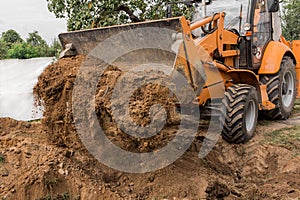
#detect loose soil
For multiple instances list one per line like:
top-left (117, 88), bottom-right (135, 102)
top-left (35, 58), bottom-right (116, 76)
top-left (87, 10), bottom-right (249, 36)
top-left (1, 56), bottom-right (300, 200)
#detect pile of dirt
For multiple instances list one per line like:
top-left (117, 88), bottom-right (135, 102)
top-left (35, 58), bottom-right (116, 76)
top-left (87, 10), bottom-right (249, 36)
top-left (34, 56), bottom-right (182, 153)
top-left (1, 116), bottom-right (300, 199)
top-left (0, 118), bottom-right (30, 136)
top-left (34, 56), bottom-right (84, 149)
top-left (1, 55), bottom-right (297, 199)
top-left (0, 118), bottom-right (116, 200)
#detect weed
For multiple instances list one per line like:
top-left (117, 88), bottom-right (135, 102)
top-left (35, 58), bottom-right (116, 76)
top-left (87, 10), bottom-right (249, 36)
top-left (44, 178), bottom-right (60, 188)
top-left (0, 154), bottom-right (5, 163)
top-left (36, 192), bottom-right (70, 200)
top-left (59, 192), bottom-right (70, 200)
top-left (28, 119), bottom-right (41, 123)
top-left (36, 194), bottom-right (51, 200)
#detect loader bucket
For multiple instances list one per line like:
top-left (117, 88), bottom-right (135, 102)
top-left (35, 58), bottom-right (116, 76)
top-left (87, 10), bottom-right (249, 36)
top-left (58, 17), bottom-right (182, 57)
top-left (58, 17), bottom-right (207, 99)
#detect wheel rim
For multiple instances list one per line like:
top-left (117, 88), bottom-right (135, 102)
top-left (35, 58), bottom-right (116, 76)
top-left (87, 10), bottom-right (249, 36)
top-left (245, 100), bottom-right (256, 133)
top-left (282, 71), bottom-right (294, 108)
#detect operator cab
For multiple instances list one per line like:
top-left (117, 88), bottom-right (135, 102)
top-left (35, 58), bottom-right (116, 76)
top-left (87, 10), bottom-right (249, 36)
top-left (246, 0), bottom-right (280, 69)
top-left (191, 0), bottom-right (280, 70)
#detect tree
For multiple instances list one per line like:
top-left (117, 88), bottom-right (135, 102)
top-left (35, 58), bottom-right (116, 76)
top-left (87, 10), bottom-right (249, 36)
top-left (0, 39), bottom-right (8, 59)
top-left (46, 0), bottom-right (194, 31)
top-left (27, 31), bottom-right (50, 57)
top-left (1, 29), bottom-right (23, 48)
top-left (27, 31), bottom-right (47, 47)
top-left (0, 29), bottom-right (61, 60)
top-left (282, 0), bottom-right (300, 41)
top-left (48, 38), bottom-right (62, 58)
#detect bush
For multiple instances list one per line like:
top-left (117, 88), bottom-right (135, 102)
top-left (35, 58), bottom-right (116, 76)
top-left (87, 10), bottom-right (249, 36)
top-left (7, 42), bottom-right (39, 59)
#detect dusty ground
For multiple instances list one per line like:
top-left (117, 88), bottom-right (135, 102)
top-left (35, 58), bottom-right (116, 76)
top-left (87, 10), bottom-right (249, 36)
top-left (1, 56), bottom-right (300, 200)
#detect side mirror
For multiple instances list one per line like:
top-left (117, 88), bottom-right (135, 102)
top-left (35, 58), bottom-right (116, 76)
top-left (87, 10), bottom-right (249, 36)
top-left (267, 0), bottom-right (279, 12)
top-left (194, 0), bottom-right (212, 5)
top-left (205, 0), bottom-right (212, 5)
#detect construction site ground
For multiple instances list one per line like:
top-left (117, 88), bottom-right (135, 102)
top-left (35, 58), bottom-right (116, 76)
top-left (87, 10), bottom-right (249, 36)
top-left (1, 56), bottom-right (300, 200)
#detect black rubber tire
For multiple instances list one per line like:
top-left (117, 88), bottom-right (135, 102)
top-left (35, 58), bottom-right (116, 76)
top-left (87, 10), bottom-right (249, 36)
top-left (220, 84), bottom-right (259, 144)
top-left (260, 56), bottom-right (296, 120)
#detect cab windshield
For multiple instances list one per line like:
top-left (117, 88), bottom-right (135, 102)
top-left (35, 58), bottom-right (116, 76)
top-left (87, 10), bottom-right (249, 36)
top-left (193, 0), bottom-right (251, 35)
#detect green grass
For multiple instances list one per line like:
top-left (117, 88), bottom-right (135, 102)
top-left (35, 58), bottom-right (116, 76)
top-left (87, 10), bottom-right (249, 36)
top-left (257, 119), bottom-right (271, 126)
top-left (292, 98), bottom-right (300, 113)
top-left (264, 125), bottom-right (300, 156)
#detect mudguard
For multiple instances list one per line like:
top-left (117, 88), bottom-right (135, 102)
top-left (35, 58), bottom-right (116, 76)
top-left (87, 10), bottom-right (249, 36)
top-left (258, 41), bottom-right (296, 75)
top-left (227, 69), bottom-right (261, 102)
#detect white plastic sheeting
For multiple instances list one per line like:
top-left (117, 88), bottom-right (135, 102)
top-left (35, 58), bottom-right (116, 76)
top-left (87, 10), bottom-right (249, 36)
top-left (0, 57), bottom-right (54, 121)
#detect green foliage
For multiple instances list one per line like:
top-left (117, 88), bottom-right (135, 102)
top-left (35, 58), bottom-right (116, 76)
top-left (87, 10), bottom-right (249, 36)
top-left (46, 0), bottom-right (194, 31)
top-left (48, 38), bottom-right (62, 58)
top-left (27, 31), bottom-right (50, 57)
top-left (282, 0), bottom-right (300, 41)
top-left (0, 39), bottom-right (9, 59)
top-left (7, 42), bottom-right (39, 59)
top-left (1, 29), bottom-right (23, 48)
top-left (27, 31), bottom-right (48, 47)
top-left (0, 29), bottom-right (62, 60)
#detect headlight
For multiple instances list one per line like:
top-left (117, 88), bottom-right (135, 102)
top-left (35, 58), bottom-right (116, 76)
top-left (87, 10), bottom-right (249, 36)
top-left (244, 23), bottom-right (251, 31)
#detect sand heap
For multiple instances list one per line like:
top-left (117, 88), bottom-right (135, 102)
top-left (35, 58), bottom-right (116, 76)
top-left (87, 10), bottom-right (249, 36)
top-left (34, 56), bottom-right (182, 152)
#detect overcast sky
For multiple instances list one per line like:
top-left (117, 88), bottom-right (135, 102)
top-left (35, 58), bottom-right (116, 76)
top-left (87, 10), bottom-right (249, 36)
top-left (0, 0), bottom-right (67, 44)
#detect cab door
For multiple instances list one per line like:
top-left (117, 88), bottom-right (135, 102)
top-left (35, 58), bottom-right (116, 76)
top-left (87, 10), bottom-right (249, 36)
top-left (251, 0), bottom-right (272, 68)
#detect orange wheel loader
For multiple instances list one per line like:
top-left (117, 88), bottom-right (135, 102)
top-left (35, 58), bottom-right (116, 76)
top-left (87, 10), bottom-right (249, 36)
top-left (58, 0), bottom-right (300, 143)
